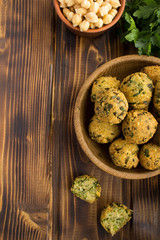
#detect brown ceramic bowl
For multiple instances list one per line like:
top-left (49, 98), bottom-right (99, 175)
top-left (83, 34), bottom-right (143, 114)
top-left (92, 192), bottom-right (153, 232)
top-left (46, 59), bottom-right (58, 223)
top-left (53, 0), bottom-right (125, 37)
top-left (74, 55), bottom-right (160, 179)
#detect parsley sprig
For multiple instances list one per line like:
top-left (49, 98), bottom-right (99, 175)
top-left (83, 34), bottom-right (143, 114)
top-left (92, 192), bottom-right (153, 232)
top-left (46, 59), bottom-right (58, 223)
top-left (121, 0), bottom-right (160, 56)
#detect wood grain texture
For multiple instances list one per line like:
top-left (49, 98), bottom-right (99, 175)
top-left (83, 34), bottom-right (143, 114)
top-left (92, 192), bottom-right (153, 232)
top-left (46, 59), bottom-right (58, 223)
top-left (0, 0), bottom-right (53, 239)
top-left (52, 12), bottom-right (160, 240)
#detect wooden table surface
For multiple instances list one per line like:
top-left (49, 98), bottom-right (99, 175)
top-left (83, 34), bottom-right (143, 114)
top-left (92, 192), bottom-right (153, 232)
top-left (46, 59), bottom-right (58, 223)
top-left (0, 0), bottom-right (160, 239)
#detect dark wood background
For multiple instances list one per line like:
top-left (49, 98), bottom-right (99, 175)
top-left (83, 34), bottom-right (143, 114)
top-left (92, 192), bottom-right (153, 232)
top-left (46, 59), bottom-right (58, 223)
top-left (0, 0), bottom-right (160, 239)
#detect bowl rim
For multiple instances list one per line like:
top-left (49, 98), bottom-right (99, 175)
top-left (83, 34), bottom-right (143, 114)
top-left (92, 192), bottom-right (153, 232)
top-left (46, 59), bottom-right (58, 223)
top-left (53, 0), bottom-right (126, 34)
top-left (74, 54), bottom-right (160, 179)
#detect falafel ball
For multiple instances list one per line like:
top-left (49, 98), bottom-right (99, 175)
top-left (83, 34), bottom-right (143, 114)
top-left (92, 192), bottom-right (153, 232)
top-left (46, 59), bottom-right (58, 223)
top-left (142, 65), bottom-right (160, 85)
top-left (71, 175), bottom-right (101, 203)
top-left (153, 80), bottom-right (160, 115)
top-left (100, 203), bottom-right (133, 236)
top-left (120, 72), bottom-right (154, 110)
top-left (109, 138), bottom-right (139, 169)
top-left (89, 115), bottom-right (121, 144)
top-left (94, 88), bottom-right (128, 125)
top-left (91, 76), bottom-right (120, 102)
top-left (122, 110), bottom-right (158, 144)
top-left (139, 143), bottom-right (160, 170)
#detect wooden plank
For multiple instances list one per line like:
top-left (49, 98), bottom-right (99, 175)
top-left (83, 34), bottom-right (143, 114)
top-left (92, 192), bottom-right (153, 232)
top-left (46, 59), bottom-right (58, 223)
top-left (0, 0), bottom-right (53, 239)
top-left (131, 178), bottom-right (160, 240)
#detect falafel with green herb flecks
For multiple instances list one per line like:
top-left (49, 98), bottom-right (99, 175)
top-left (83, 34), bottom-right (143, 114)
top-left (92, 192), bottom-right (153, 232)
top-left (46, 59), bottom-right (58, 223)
top-left (120, 72), bottom-right (154, 110)
top-left (94, 88), bottom-right (128, 125)
top-left (153, 80), bottom-right (160, 115)
top-left (142, 65), bottom-right (160, 85)
top-left (91, 76), bottom-right (121, 102)
top-left (122, 110), bottom-right (158, 144)
top-left (100, 202), bottom-right (133, 236)
top-left (88, 115), bottom-right (121, 144)
top-left (139, 143), bottom-right (160, 170)
top-left (109, 138), bottom-right (139, 169)
top-left (70, 175), bottom-right (101, 203)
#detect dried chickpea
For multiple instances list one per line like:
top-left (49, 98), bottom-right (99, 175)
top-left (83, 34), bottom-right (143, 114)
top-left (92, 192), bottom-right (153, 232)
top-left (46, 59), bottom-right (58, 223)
top-left (89, 2), bottom-right (99, 13)
top-left (63, 8), bottom-right (74, 22)
top-left (99, 5), bottom-right (110, 17)
top-left (63, 7), bottom-right (69, 15)
top-left (65, 0), bottom-right (75, 7)
top-left (79, 20), bottom-right (90, 31)
top-left (85, 12), bottom-right (98, 23)
top-left (74, 3), bottom-right (81, 9)
top-left (63, 9), bottom-right (69, 21)
top-left (103, 13), bottom-right (113, 24)
top-left (102, 2), bottom-right (112, 10)
top-left (58, 0), bottom-right (67, 8)
top-left (108, 8), bottom-right (117, 18)
top-left (72, 13), bottom-right (82, 26)
top-left (75, 7), bottom-right (87, 16)
top-left (109, 0), bottom-right (121, 9)
top-left (94, 18), bottom-right (103, 28)
top-left (108, 2), bottom-right (112, 9)
top-left (60, 2), bottom-right (67, 7)
top-left (74, 0), bottom-right (83, 4)
top-left (90, 22), bottom-right (96, 29)
top-left (97, 0), bottom-right (103, 6)
top-left (68, 12), bottom-right (74, 21)
top-left (81, 0), bottom-right (91, 9)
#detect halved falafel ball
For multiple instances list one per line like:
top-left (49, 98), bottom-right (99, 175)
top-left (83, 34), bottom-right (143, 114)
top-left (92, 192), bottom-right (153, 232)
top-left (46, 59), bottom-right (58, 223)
top-left (120, 72), bottom-right (154, 110)
top-left (100, 202), bottom-right (133, 236)
top-left (122, 110), bottom-right (158, 144)
top-left (71, 175), bottom-right (101, 203)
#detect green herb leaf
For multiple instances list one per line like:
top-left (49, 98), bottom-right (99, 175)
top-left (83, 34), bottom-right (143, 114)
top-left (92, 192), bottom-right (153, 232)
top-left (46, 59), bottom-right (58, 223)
top-left (120, 0), bottom-right (160, 57)
top-left (125, 29), bottom-right (139, 42)
top-left (156, 26), bottom-right (160, 34)
top-left (143, 0), bottom-right (158, 6)
top-left (151, 33), bottom-right (160, 47)
top-left (157, 9), bottom-right (160, 23)
top-left (125, 12), bottom-right (137, 30)
top-left (149, 21), bottom-right (158, 30)
top-left (133, 6), bottom-right (156, 19)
